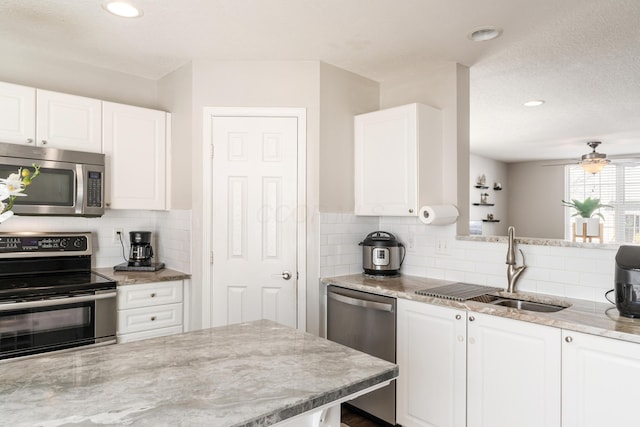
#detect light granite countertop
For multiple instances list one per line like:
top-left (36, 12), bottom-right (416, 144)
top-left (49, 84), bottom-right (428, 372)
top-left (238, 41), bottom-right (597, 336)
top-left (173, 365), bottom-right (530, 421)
top-left (94, 267), bottom-right (190, 285)
top-left (322, 274), bottom-right (640, 345)
top-left (0, 319), bottom-right (397, 427)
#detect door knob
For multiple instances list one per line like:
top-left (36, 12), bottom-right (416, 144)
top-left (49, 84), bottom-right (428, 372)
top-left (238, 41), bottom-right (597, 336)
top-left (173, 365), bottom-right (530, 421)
top-left (281, 271), bottom-right (292, 280)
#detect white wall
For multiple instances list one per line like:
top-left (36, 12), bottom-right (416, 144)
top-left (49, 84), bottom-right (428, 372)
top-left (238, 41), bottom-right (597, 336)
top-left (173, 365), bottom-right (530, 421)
top-left (378, 61), bottom-right (470, 235)
top-left (470, 153), bottom-right (508, 236)
top-left (0, 210), bottom-right (190, 273)
top-left (321, 213), bottom-right (616, 304)
top-left (319, 62), bottom-right (379, 213)
top-left (0, 50), bottom-right (159, 108)
top-left (508, 160), bottom-right (565, 239)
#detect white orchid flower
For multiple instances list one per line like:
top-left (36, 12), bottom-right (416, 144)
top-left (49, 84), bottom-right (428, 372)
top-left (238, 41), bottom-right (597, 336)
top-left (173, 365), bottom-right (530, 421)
top-left (0, 185), bottom-right (9, 202)
top-left (0, 210), bottom-right (14, 223)
top-left (0, 173), bottom-right (26, 196)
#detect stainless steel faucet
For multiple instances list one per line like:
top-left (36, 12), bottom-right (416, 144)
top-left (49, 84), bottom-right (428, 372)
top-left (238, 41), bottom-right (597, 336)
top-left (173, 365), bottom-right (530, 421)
top-left (506, 226), bottom-right (526, 293)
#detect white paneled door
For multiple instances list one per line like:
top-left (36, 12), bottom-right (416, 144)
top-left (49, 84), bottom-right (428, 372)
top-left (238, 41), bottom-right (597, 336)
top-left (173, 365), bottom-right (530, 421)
top-left (210, 115), bottom-right (299, 328)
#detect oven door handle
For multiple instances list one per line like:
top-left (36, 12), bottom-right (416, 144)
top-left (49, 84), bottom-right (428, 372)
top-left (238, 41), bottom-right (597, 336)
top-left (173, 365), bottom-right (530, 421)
top-left (0, 291), bottom-right (117, 311)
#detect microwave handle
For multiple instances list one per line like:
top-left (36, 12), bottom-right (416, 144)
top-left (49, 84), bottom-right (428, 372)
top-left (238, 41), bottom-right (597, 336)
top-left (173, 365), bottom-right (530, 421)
top-left (76, 164), bottom-right (85, 215)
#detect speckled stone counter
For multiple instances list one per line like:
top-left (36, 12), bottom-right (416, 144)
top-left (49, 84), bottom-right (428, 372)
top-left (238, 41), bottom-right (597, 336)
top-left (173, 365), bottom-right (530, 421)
top-left (0, 319), bottom-right (397, 427)
top-left (322, 274), bottom-right (640, 345)
top-left (94, 267), bottom-right (190, 285)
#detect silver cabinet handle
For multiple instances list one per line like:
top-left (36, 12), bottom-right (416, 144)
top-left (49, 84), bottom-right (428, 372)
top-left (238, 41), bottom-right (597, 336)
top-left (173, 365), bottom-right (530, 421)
top-left (41, 140), bottom-right (47, 145)
top-left (409, 208), bottom-right (414, 213)
top-left (0, 291), bottom-right (116, 311)
top-left (328, 291), bottom-right (393, 312)
top-left (455, 314), bottom-right (462, 320)
top-left (469, 316), bottom-right (476, 322)
top-left (565, 336), bottom-right (573, 343)
top-left (26, 138), bottom-right (33, 144)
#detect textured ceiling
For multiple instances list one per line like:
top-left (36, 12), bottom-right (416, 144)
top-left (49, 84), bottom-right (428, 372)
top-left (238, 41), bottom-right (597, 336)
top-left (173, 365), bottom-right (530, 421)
top-left (0, 0), bottom-right (638, 162)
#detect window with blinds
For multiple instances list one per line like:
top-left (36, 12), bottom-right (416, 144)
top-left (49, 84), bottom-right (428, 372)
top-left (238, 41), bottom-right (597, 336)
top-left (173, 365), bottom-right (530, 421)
top-left (565, 164), bottom-right (640, 243)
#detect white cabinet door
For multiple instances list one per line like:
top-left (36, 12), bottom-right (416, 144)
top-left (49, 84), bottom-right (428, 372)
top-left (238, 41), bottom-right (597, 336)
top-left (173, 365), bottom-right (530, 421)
top-left (467, 312), bottom-right (561, 427)
top-left (103, 101), bottom-right (167, 210)
top-left (0, 81), bottom-right (36, 145)
top-left (36, 89), bottom-right (102, 152)
top-left (354, 103), bottom-right (442, 216)
top-left (397, 299), bottom-right (466, 427)
top-left (562, 330), bottom-right (640, 427)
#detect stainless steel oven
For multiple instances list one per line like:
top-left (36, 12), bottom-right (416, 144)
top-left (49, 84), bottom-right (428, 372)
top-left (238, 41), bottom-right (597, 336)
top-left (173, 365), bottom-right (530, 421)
top-left (0, 232), bottom-right (116, 361)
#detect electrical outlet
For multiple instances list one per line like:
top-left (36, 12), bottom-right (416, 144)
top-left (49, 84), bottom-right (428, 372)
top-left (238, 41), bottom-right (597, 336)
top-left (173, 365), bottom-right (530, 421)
top-left (435, 239), bottom-right (452, 255)
top-left (113, 228), bottom-right (123, 243)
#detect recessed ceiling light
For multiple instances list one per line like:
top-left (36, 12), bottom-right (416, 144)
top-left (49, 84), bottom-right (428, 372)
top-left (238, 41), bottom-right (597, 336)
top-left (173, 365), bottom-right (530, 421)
top-left (523, 100), bottom-right (545, 107)
top-left (102, 1), bottom-right (143, 18)
top-left (468, 26), bottom-right (503, 42)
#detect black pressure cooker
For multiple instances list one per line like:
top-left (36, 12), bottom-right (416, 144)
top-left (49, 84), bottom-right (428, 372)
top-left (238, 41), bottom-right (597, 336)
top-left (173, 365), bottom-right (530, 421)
top-left (359, 231), bottom-right (405, 276)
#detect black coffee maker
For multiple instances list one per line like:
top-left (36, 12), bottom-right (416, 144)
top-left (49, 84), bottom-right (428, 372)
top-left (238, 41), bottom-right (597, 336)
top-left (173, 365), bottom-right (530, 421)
top-left (114, 231), bottom-right (165, 272)
top-left (128, 231), bottom-right (153, 267)
top-left (614, 245), bottom-right (640, 318)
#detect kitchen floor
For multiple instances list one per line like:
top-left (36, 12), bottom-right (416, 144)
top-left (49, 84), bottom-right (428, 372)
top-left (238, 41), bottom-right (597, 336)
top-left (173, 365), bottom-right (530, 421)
top-left (341, 404), bottom-right (385, 427)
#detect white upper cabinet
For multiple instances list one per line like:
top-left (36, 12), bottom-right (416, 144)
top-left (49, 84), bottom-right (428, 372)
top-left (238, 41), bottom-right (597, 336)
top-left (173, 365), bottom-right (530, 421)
top-left (0, 81), bottom-right (36, 145)
top-left (0, 82), bottom-right (102, 152)
top-left (354, 103), bottom-right (442, 216)
top-left (35, 89), bottom-right (102, 152)
top-left (102, 101), bottom-right (169, 210)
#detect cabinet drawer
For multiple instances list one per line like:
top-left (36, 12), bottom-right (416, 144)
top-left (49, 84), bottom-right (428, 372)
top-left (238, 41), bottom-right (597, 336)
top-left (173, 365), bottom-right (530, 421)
top-left (117, 303), bottom-right (183, 335)
top-left (117, 280), bottom-right (182, 309)
top-left (117, 325), bottom-right (183, 344)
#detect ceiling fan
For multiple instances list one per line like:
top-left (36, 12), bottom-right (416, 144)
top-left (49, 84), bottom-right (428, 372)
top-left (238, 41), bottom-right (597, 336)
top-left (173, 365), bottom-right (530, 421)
top-left (543, 141), bottom-right (640, 174)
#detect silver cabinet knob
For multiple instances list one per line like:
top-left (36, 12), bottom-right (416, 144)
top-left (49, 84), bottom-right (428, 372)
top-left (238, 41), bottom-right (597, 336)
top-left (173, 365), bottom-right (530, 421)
top-left (455, 314), bottom-right (462, 320)
top-left (150, 293), bottom-right (156, 298)
top-left (151, 316), bottom-right (156, 321)
top-left (565, 336), bottom-right (573, 343)
top-left (41, 140), bottom-right (47, 145)
top-left (469, 316), bottom-right (476, 322)
top-left (409, 209), bottom-right (414, 213)
top-left (281, 271), bottom-right (292, 280)
top-left (26, 138), bottom-right (33, 144)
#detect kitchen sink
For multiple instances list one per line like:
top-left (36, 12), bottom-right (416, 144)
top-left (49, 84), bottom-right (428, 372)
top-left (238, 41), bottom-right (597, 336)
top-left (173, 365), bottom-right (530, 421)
top-left (490, 298), bottom-right (567, 313)
top-left (469, 294), bottom-right (569, 313)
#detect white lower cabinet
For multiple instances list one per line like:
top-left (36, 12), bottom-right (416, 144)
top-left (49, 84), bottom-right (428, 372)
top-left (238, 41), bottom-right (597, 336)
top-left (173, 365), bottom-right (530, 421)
top-left (397, 302), bottom-right (561, 427)
top-left (467, 312), bottom-right (561, 427)
top-left (117, 280), bottom-right (183, 343)
top-left (562, 330), bottom-right (640, 427)
top-left (397, 298), bottom-right (467, 427)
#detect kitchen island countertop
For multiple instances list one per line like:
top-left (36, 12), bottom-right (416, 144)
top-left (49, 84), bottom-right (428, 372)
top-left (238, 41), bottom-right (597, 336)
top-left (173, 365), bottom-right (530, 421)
top-left (0, 319), bottom-right (397, 426)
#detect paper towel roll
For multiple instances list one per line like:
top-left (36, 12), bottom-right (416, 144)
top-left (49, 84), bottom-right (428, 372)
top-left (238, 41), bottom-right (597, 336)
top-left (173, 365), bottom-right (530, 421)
top-left (419, 204), bottom-right (459, 225)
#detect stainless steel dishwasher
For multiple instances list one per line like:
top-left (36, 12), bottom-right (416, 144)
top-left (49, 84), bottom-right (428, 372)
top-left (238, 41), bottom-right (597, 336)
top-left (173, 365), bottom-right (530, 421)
top-left (327, 285), bottom-right (396, 426)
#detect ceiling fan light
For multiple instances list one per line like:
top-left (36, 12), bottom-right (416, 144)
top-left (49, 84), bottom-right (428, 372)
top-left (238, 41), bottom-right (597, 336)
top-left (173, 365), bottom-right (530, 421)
top-left (580, 158), bottom-right (609, 174)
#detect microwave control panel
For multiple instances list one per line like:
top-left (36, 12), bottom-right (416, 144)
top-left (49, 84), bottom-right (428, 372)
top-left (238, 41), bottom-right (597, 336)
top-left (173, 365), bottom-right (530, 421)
top-left (86, 171), bottom-right (102, 208)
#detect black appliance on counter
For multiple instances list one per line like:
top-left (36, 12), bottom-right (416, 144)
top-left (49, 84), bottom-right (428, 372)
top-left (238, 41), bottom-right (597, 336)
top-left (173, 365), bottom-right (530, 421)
top-left (614, 245), bottom-right (640, 318)
top-left (0, 232), bottom-right (117, 361)
top-left (114, 231), bottom-right (164, 272)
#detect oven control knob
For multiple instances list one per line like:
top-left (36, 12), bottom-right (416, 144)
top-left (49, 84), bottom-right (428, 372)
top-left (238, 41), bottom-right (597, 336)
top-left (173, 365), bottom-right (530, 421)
top-left (60, 239), bottom-right (68, 248)
top-left (73, 239), bottom-right (82, 248)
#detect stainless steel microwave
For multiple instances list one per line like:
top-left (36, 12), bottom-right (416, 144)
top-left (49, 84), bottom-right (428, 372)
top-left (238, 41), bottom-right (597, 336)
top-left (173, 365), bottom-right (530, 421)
top-left (0, 142), bottom-right (105, 217)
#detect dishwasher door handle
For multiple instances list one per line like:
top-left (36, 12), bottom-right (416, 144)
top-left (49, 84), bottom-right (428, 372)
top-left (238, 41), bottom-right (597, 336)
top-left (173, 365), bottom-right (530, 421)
top-left (328, 291), bottom-right (394, 312)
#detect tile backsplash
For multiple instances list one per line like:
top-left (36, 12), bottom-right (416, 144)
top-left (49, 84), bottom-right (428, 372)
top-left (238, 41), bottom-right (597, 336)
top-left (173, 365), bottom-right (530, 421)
top-left (0, 209), bottom-right (191, 272)
top-left (320, 212), bottom-right (617, 304)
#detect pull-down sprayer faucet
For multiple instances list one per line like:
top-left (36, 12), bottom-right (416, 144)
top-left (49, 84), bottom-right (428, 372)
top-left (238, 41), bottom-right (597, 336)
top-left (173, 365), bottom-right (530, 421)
top-left (506, 226), bottom-right (526, 293)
